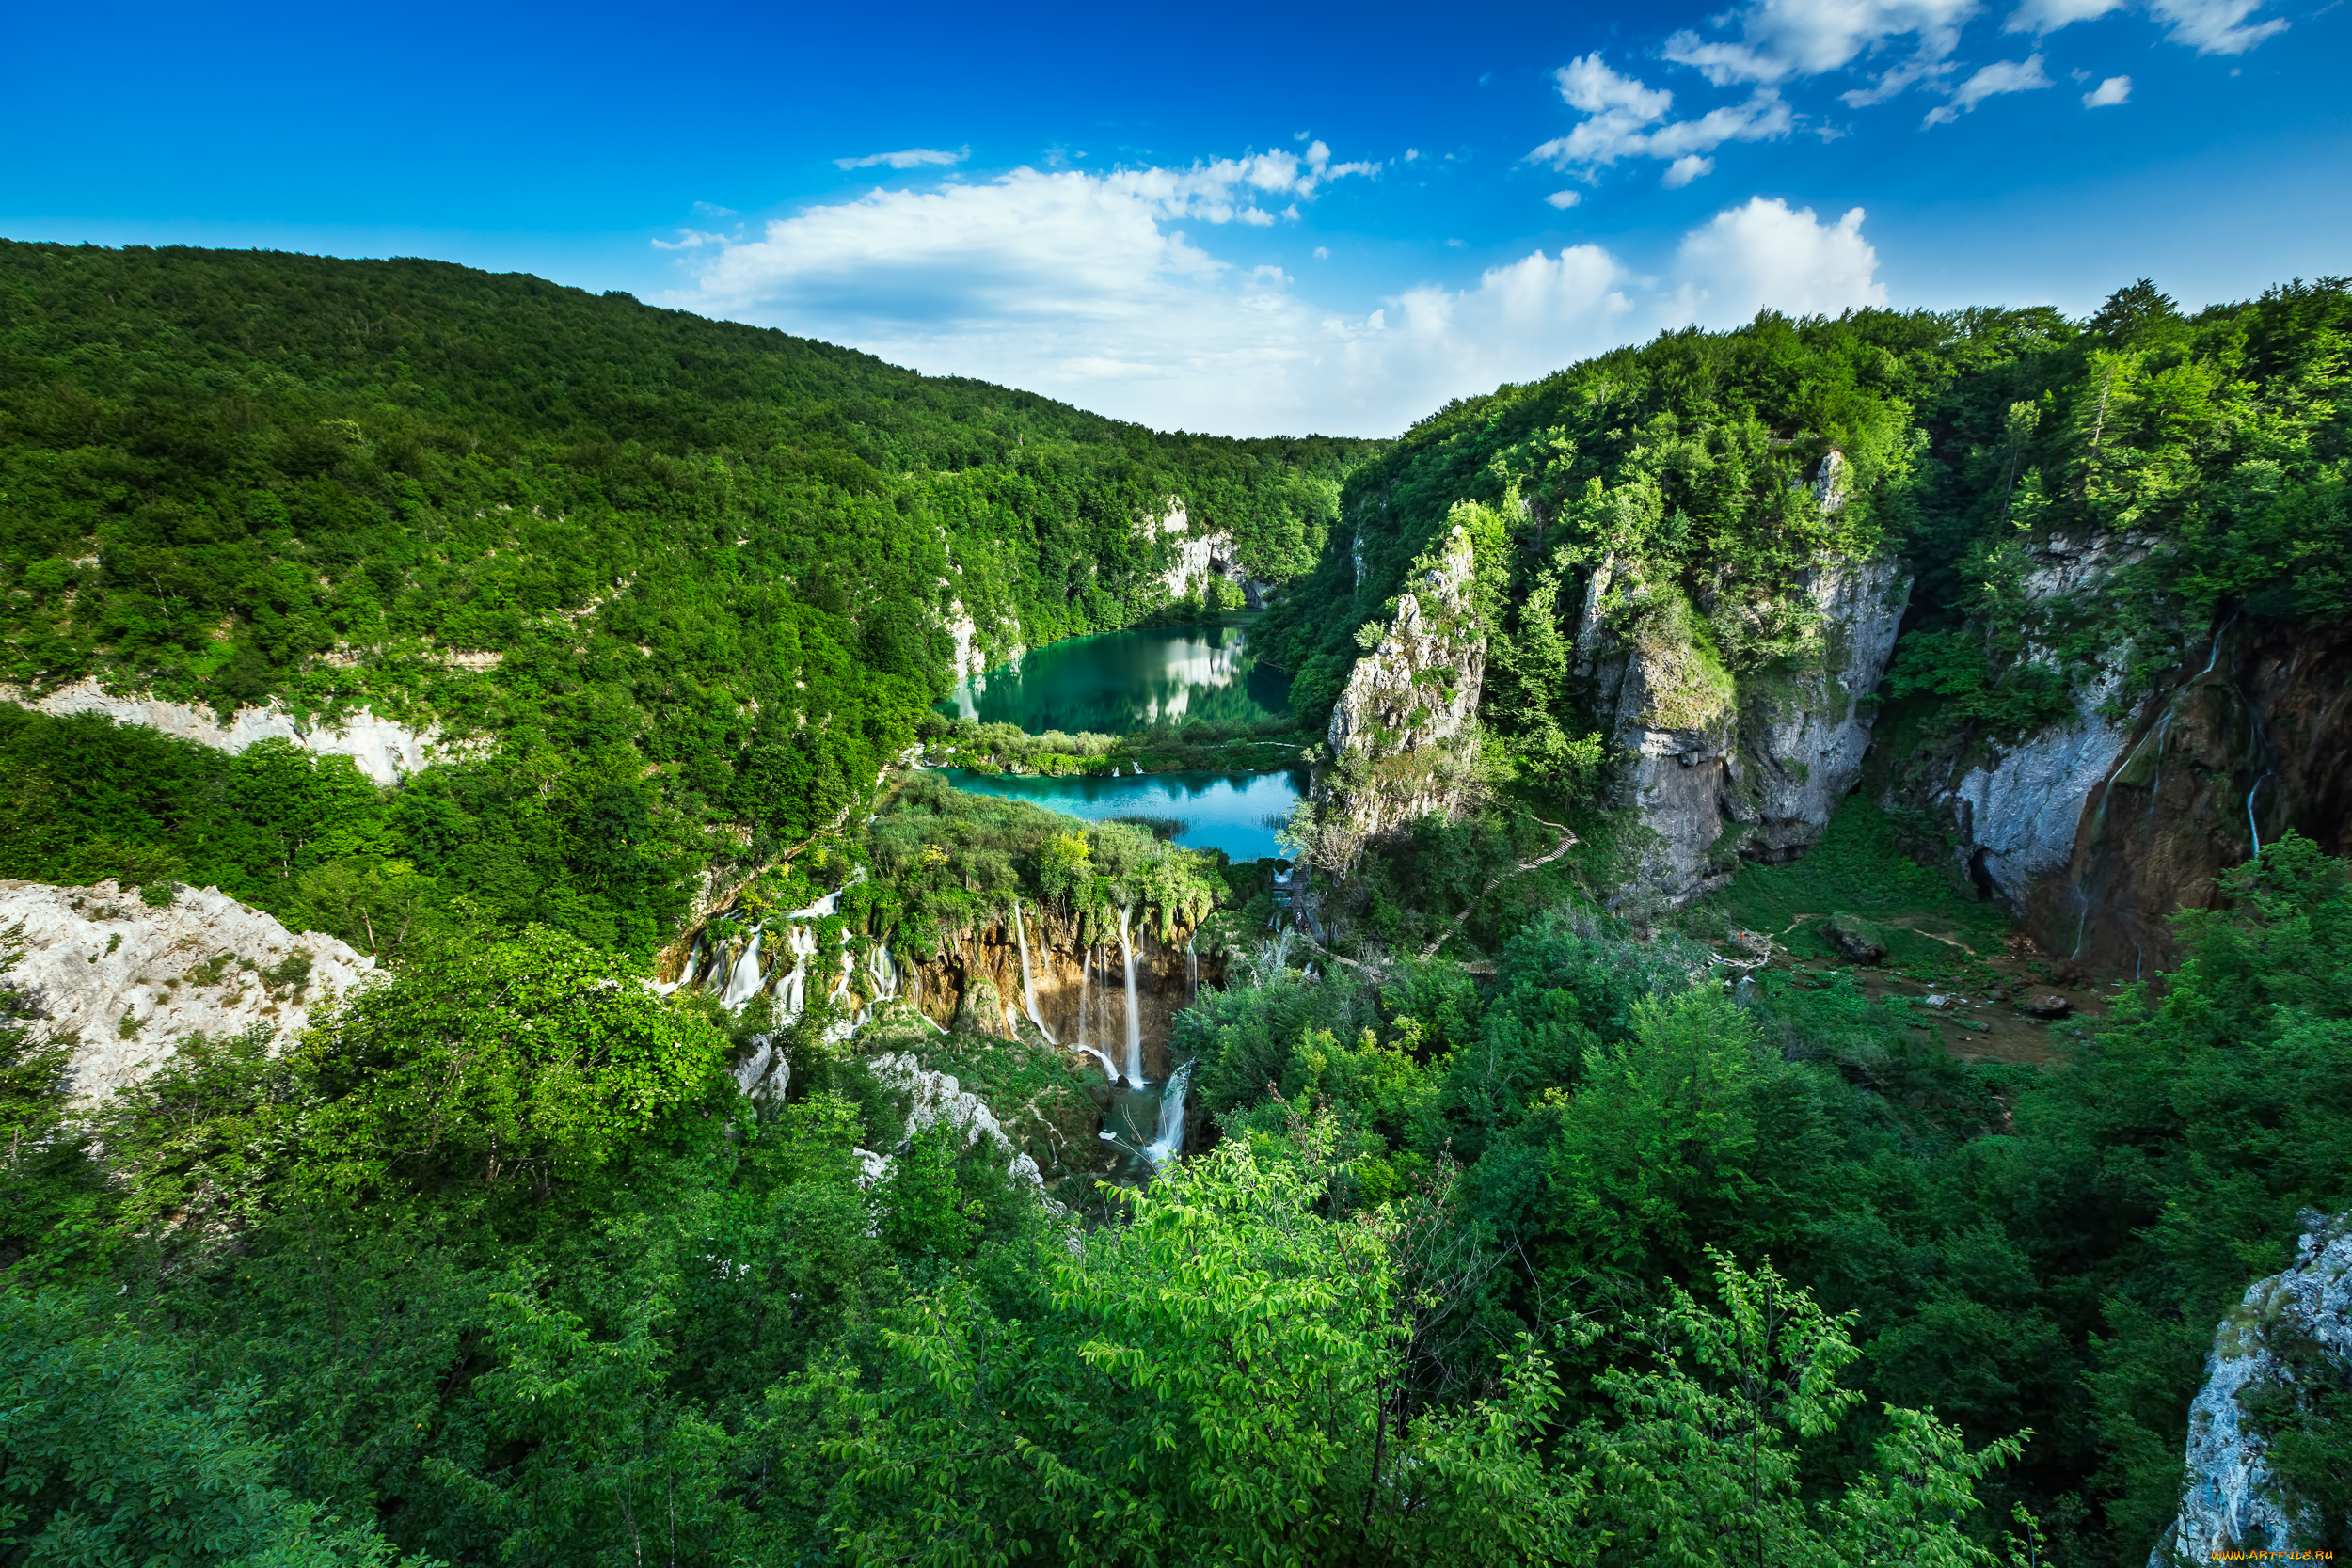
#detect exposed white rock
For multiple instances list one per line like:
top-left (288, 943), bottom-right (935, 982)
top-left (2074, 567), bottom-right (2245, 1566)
top-left (1314, 526), bottom-right (1486, 864)
top-left (942, 598), bottom-right (988, 685)
top-left (3, 679), bottom-right (443, 786)
top-left (866, 1050), bottom-right (1044, 1191)
top-left (1327, 525), bottom-right (1484, 767)
top-left (0, 879), bottom-right (375, 1099)
top-left (2153, 1212), bottom-right (2352, 1565)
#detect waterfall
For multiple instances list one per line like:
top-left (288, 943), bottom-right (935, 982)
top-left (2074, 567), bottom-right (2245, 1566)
top-left (1009, 899), bottom-right (1057, 1044)
top-left (1117, 905), bottom-right (1143, 1087)
top-left (1061, 942), bottom-right (1110, 1081)
top-left (719, 928), bottom-right (767, 1008)
top-left (1143, 1060), bottom-right (1193, 1170)
top-left (1184, 934), bottom-right (1198, 1002)
top-left (775, 925), bottom-right (815, 1020)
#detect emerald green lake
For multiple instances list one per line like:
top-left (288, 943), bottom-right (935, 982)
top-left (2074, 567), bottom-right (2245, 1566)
top-left (943, 621), bottom-right (1289, 735)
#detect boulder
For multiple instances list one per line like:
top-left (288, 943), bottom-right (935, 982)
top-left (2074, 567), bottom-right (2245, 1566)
top-left (1821, 912), bottom-right (1889, 965)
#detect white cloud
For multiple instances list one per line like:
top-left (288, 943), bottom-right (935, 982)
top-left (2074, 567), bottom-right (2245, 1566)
top-left (2083, 73), bottom-right (2133, 103)
top-left (1545, 189), bottom-right (1582, 209)
top-left (663, 157), bottom-right (1888, 436)
top-left (1664, 0), bottom-right (1979, 88)
top-left (1922, 54), bottom-right (2053, 121)
top-left (2006, 0), bottom-right (2124, 32)
top-left (2148, 0), bottom-right (2285, 51)
top-left (1671, 198), bottom-right (1889, 325)
top-left (651, 228), bottom-right (730, 250)
top-left (1313, 246), bottom-right (1331, 259)
top-left (1528, 54), bottom-right (1792, 183)
top-left (834, 147), bottom-right (970, 171)
top-left (691, 200), bottom-right (738, 218)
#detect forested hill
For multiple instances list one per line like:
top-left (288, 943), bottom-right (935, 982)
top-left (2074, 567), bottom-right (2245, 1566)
top-left (0, 239), bottom-right (1372, 843)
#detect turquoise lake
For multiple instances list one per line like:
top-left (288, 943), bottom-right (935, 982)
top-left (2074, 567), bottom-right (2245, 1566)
top-left (942, 621), bottom-right (1290, 734)
top-left (934, 768), bottom-right (1304, 863)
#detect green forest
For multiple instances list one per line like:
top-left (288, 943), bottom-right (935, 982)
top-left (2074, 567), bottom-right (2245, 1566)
top-left (4, 244), bottom-right (2351, 1567)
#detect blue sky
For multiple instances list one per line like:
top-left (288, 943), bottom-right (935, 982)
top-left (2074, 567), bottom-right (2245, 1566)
top-left (6, 0), bottom-right (2345, 436)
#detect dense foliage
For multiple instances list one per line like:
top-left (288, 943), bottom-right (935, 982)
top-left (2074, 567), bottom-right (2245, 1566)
top-left (0, 241), bottom-right (1372, 863)
top-left (6, 248), bottom-right (2349, 1566)
top-left (1259, 277), bottom-right (2350, 786)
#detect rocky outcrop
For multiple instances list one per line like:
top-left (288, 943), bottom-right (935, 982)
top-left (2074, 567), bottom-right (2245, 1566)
top-left (0, 879), bottom-right (374, 1099)
top-left (1580, 547), bottom-right (1911, 909)
top-left (2152, 1211), bottom-right (2352, 1564)
top-left (1920, 525), bottom-right (2352, 974)
top-left (1156, 509), bottom-right (1277, 610)
top-left (1311, 526), bottom-right (1487, 870)
top-left (3, 678), bottom-right (443, 786)
top-left (866, 1051), bottom-right (1047, 1191)
top-left (2000, 614), bottom-right (2352, 974)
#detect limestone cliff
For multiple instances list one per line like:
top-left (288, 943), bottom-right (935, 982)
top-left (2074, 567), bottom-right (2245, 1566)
top-left (3, 677), bottom-right (444, 786)
top-left (0, 879), bottom-right (375, 1098)
top-left (1921, 528), bottom-right (2352, 974)
top-left (1310, 525), bottom-right (1487, 871)
top-left (2151, 1211), bottom-right (2352, 1564)
top-left (1578, 544), bottom-right (1911, 911)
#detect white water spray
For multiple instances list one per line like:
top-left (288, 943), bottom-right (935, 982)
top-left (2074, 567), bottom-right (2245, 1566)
top-left (1009, 899), bottom-right (1057, 1045)
top-left (719, 929), bottom-right (767, 1008)
top-left (1143, 1060), bottom-right (1193, 1170)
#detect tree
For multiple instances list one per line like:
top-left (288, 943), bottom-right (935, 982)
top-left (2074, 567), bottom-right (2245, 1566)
top-left (294, 923), bottom-right (726, 1200)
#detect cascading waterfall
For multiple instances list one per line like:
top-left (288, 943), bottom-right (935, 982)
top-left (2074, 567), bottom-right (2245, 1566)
top-left (1143, 1060), bottom-right (1193, 1170)
top-left (719, 929), bottom-right (767, 1008)
top-left (1184, 935), bottom-right (1198, 1002)
top-left (1009, 899), bottom-right (1057, 1045)
top-left (775, 925), bottom-right (815, 1020)
top-left (1117, 905), bottom-right (1143, 1087)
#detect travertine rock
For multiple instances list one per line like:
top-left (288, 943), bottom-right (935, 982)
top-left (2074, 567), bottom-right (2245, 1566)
top-left (866, 1051), bottom-right (1045, 1191)
top-left (1580, 546), bottom-right (1910, 910)
top-left (0, 879), bottom-right (374, 1098)
top-left (1314, 525), bottom-right (1486, 867)
top-left (4, 679), bottom-right (442, 786)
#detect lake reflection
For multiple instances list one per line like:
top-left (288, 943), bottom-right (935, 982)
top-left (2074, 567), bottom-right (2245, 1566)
top-left (944, 622), bottom-right (1290, 734)
top-left (934, 768), bottom-right (1303, 863)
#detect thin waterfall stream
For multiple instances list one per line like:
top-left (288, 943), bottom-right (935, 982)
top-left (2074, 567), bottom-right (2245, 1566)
top-left (1009, 899), bottom-right (1058, 1045)
top-left (1117, 905), bottom-right (1143, 1088)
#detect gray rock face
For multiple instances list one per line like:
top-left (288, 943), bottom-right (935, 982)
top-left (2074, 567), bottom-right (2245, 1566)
top-left (1581, 551), bottom-right (1910, 909)
top-left (1312, 526), bottom-right (1486, 867)
top-left (1947, 663), bottom-right (2132, 908)
top-left (2153, 1212), bottom-right (2352, 1565)
top-left (4, 679), bottom-right (443, 786)
top-left (1940, 531), bottom-right (2153, 911)
top-left (0, 879), bottom-right (375, 1098)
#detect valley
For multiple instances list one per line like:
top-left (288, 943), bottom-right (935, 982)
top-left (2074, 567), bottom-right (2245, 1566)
top-left (2, 245), bottom-right (2347, 1567)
